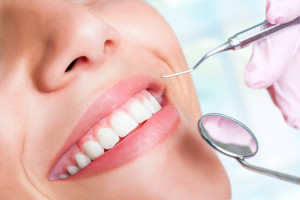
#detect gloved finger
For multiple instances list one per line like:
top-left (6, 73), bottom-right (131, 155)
top-left (243, 25), bottom-right (300, 89)
top-left (267, 50), bottom-right (300, 129)
top-left (266, 0), bottom-right (300, 24)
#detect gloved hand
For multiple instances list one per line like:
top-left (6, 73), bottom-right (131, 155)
top-left (244, 0), bottom-right (300, 129)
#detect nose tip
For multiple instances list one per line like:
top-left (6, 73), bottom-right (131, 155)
top-left (34, 4), bottom-right (121, 92)
top-left (68, 14), bottom-right (120, 63)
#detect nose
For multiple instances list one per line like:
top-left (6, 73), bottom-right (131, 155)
top-left (25, 1), bottom-right (121, 92)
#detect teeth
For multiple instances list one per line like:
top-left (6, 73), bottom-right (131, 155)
top-left (75, 153), bottom-right (91, 169)
top-left (55, 90), bottom-right (163, 179)
top-left (97, 127), bottom-right (120, 149)
top-left (59, 174), bottom-right (70, 179)
top-left (110, 112), bottom-right (138, 137)
top-left (83, 140), bottom-right (104, 160)
top-left (142, 91), bottom-right (161, 114)
top-left (126, 97), bottom-right (152, 123)
top-left (67, 165), bottom-right (80, 175)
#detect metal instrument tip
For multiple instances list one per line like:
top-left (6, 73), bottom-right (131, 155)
top-left (161, 41), bottom-right (233, 79)
top-left (161, 69), bottom-right (194, 78)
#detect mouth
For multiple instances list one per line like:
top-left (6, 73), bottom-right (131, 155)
top-left (48, 75), bottom-right (179, 180)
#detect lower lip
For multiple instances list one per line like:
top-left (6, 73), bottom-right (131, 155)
top-left (65, 104), bottom-right (179, 180)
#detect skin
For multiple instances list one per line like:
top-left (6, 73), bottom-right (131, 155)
top-left (0, 0), bottom-right (231, 199)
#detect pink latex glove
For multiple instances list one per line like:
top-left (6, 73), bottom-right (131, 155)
top-left (244, 0), bottom-right (300, 129)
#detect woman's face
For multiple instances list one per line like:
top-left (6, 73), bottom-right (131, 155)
top-left (0, 0), bottom-right (230, 199)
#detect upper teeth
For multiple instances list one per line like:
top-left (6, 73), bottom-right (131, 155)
top-left (56, 90), bottom-right (161, 179)
top-left (83, 140), bottom-right (104, 160)
top-left (75, 153), bottom-right (91, 169)
top-left (97, 127), bottom-right (120, 149)
top-left (110, 112), bottom-right (139, 137)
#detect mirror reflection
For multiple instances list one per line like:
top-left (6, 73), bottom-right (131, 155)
top-left (199, 114), bottom-right (257, 158)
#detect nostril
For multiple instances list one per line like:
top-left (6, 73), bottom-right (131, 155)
top-left (65, 56), bottom-right (88, 72)
top-left (65, 58), bottom-right (78, 72)
top-left (103, 39), bottom-right (117, 54)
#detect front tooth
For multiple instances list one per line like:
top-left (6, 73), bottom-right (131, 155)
top-left (67, 165), bottom-right (80, 175)
top-left (75, 153), bottom-right (91, 169)
top-left (142, 91), bottom-right (161, 114)
top-left (127, 98), bottom-right (152, 123)
top-left (111, 112), bottom-right (138, 137)
top-left (83, 140), bottom-right (104, 160)
top-left (97, 127), bottom-right (120, 149)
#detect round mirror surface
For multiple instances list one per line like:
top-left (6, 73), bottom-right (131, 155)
top-left (199, 113), bottom-right (258, 159)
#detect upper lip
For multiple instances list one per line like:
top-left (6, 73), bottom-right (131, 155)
top-left (48, 74), bottom-right (164, 176)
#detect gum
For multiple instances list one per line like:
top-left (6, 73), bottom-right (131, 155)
top-left (50, 89), bottom-right (160, 179)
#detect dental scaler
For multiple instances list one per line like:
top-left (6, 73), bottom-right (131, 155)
top-left (162, 17), bottom-right (300, 78)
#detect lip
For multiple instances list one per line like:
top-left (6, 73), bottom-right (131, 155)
top-left (48, 74), bottom-right (179, 179)
top-left (67, 104), bottom-right (179, 180)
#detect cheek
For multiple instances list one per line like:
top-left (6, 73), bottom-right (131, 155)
top-left (0, 98), bottom-right (28, 186)
top-left (91, 0), bottom-right (185, 66)
top-left (91, 0), bottom-right (199, 119)
top-left (126, 17), bottom-right (184, 68)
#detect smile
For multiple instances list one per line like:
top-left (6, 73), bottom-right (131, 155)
top-left (50, 90), bottom-right (162, 180)
top-left (48, 75), bottom-right (180, 181)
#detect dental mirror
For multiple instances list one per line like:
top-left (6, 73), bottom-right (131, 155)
top-left (199, 113), bottom-right (300, 185)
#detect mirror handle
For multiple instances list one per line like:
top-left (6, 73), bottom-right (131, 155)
top-left (237, 158), bottom-right (300, 185)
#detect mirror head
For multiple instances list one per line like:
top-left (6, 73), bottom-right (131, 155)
top-left (198, 113), bottom-right (258, 159)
